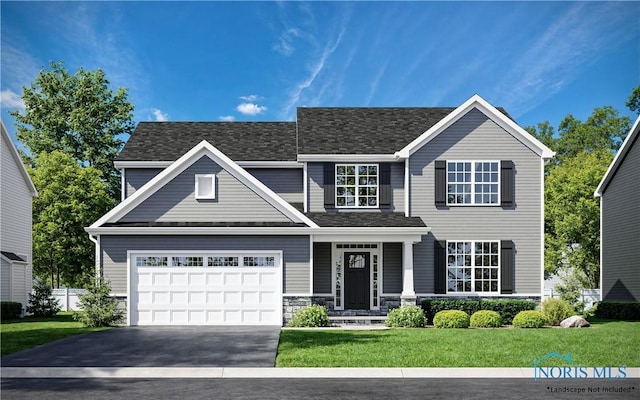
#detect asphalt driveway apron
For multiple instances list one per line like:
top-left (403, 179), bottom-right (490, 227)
top-left (1, 326), bottom-right (280, 367)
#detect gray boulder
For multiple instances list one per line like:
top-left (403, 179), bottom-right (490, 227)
top-left (560, 316), bottom-right (590, 328)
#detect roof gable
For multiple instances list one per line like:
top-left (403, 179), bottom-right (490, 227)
top-left (396, 94), bottom-right (555, 159)
top-left (595, 115), bottom-right (640, 196)
top-left (1, 121), bottom-right (37, 196)
top-left (90, 140), bottom-right (318, 228)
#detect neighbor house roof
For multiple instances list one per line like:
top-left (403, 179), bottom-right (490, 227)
top-left (1, 121), bottom-right (38, 196)
top-left (116, 122), bottom-right (298, 162)
top-left (1, 251), bottom-right (26, 262)
top-left (595, 116), bottom-right (640, 196)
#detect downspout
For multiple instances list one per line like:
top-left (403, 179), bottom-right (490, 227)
top-left (88, 234), bottom-right (100, 284)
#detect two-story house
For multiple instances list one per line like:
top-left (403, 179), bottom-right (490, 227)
top-left (1, 121), bottom-right (38, 311)
top-left (87, 95), bottom-right (554, 326)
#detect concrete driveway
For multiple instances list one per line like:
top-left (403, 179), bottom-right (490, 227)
top-left (1, 326), bottom-right (280, 367)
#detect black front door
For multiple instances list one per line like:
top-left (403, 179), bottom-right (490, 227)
top-left (344, 252), bottom-right (370, 309)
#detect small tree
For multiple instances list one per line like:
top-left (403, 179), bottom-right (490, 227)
top-left (73, 278), bottom-right (123, 327)
top-left (27, 279), bottom-right (61, 317)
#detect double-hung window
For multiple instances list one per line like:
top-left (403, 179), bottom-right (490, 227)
top-left (447, 161), bottom-right (499, 205)
top-left (447, 241), bottom-right (500, 293)
top-left (336, 164), bottom-right (378, 207)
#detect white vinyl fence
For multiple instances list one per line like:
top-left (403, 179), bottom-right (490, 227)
top-left (543, 288), bottom-right (600, 310)
top-left (51, 288), bottom-right (87, 311)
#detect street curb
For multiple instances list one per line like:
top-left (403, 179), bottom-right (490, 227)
top-left (2, 367), bottom-right (639, 379)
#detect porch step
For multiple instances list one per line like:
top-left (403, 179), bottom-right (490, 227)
top-left (329, 316), bottom-right (387, 326)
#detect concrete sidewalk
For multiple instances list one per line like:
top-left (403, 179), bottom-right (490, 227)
top-left (3, 367), bottom-right (640, 379)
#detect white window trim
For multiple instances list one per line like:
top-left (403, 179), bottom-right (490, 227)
top-left (335, 164), bottom-right (380, 209)
top-left (446, 240), bottom-right (501, 294)
top-left (195, 174), bottom-right (216, 199)
top-left (446, 161), bottom-right (500, 206)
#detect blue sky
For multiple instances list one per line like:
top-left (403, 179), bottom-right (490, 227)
top-left (1, 1), bottom-right (639, 145)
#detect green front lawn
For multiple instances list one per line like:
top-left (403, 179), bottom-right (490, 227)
top-left (0, 312), bottom-right (111, 356)
top-left (276, 320), bottom-right (640, 367)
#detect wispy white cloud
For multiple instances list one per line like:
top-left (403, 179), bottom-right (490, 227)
top-left (0, 89), bottom-right (26, 110)
top-left (239, 94), bottom-right (261, 102)
top-left (365, 61), bottom-right (389, 106)
top-left (494, 2), bottom-right (637, 117)
top-left (219, 115), bottom-right (235, 122)
top-left (0, 40), bottom-right (42, 94)
top-left (273, 27), bottom-right (302, 56)
top-left (151, 108), bottom-right (169, 121)
top-left (236, 102), bottom-right (267, 115)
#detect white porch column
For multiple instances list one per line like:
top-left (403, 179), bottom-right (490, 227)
top-left (401, 241), bottom-right (416, 305)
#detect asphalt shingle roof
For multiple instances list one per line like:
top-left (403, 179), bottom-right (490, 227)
top-left (1, 251), bottom-right (26, 262)
top-left (117, 122), bottom-right (297, 162)
top-left (305, 212), bottom-right (427, 228)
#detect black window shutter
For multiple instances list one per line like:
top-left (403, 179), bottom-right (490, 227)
top-left (500, 240), bottom-right (514, 294)
top-left (434, 240), bottom-right (446, 294)
top-left (324, 163), bottom-right (335, 208)
top-left (435, 160), bottom-right (446, 207)
top-left (501, 160), bottom-right (514, 207)
top-left (379, 163), bottom-right (391, 209)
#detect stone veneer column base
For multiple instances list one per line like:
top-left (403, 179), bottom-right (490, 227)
top-left (400, 295), bottom-right (417, 306)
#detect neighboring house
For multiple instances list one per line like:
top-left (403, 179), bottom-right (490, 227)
top-left (595, 116), bottom-right (640, 301)
top-left (87, 94), bottom-right (555, 326)
top-left (1, 121), bottom-right (37, 310)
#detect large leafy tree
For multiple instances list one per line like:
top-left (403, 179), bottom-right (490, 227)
top-left (626, 85), bottom-right (640, 115)
top-left (526, 104), bottom-right (631, 290)
top-left (10, 61), bottom-right (134, 199)
top-left (29, 151), bottom-right (112, 288)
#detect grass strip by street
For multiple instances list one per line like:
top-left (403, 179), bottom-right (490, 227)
top-left (276, 320), bottom-right (639, 367)
top-left (0, 312), bottom-right (111, 356)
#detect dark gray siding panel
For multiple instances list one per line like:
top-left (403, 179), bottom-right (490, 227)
top-left (120, 157), bottom-right (291, 223)
top-left (383, 243), bottom-right (402, 293)
top-left (246, 168), bottom-right (303, 204)
top-left (101, 235), bottom-right (310, 294)
top-left (602, 134), bottom-right (640, 301)
top-left (410, 109), bottom-right (543, 294)
top-left (125, 168), bottom-right (163, 198)
top-left (313, 243), bottom-right (332, 293)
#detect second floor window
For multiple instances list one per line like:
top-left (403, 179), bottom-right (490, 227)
top-left (336, 164), bottom-right (378, 207)
top-left (447, 161), bottom-right (499, 205)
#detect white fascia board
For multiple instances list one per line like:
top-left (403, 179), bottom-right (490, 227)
top-left (595, 115), bottom-right (640, 197)
top-left (85, 226), bottom-right (315, 235)
top-left (113, 161), bottom-right (173, 169)
top-left (1, 120), bottom-right (38, 196)
top-left (236, 161), bottom-right (302, 168)
top-left (297, 154), bottom-right (402, 162)
top-left (313, 227), bottom-right (429, 244)
top-left (90, 140), bottom-right (318, 228)
top-left (395, 94), bottom-right (556, 160)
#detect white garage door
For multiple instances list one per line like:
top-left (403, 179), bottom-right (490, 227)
top-left (129, 252), bottom-right (282, 325)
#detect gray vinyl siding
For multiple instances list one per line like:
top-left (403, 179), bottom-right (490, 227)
top-left (246, 168), bottom-right (303, 204)
top-left (307, 162), bottom-right (405, 212)
top-left (100, 235), bottom-right (311, 294)
top-left (124, 168), bottom-right (163, 198)
top-left (1, 133), bottom-right (32, 267)
top-left (1, 258), bottom-right (10, 301)
top-left (601, 134), bottom-right (640, 301)
top-left (409, 108), bottom-right (543, 295)
top-left (383, 243), bottom-right (402, 294)
top-left (120, 156), bottom-right (292, 223)
top-left (313, 243), bottom-right (332, 293)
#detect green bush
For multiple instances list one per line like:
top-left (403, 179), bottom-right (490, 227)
top-left (385, 305), bottom-right (426, 328)
top-left (433, 310), bottom-right (470, 328)
top-left (542, 298), bottom-right (575, 325)
top-left (1, 302), bottom-right (22, 320)
top-left (478, 299), bottom-right (537, 325)
top-left (73, 278), bottom-right (123, 327)
top-left (289, 305), bottom-right (330, 327)
top-left (422, 299), bottom-right (536, 325)
top-left (512, 310), bottom-right (548, 328)
top-left (470, 310), bottom-right (502, 328)
top-left (594, 301), bottom-right (640, 321)
top-left (26, 280), bottom-right (60, 317)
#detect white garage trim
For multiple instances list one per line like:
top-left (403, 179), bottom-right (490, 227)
top-left (127, 250), bottom-right (283, 326)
